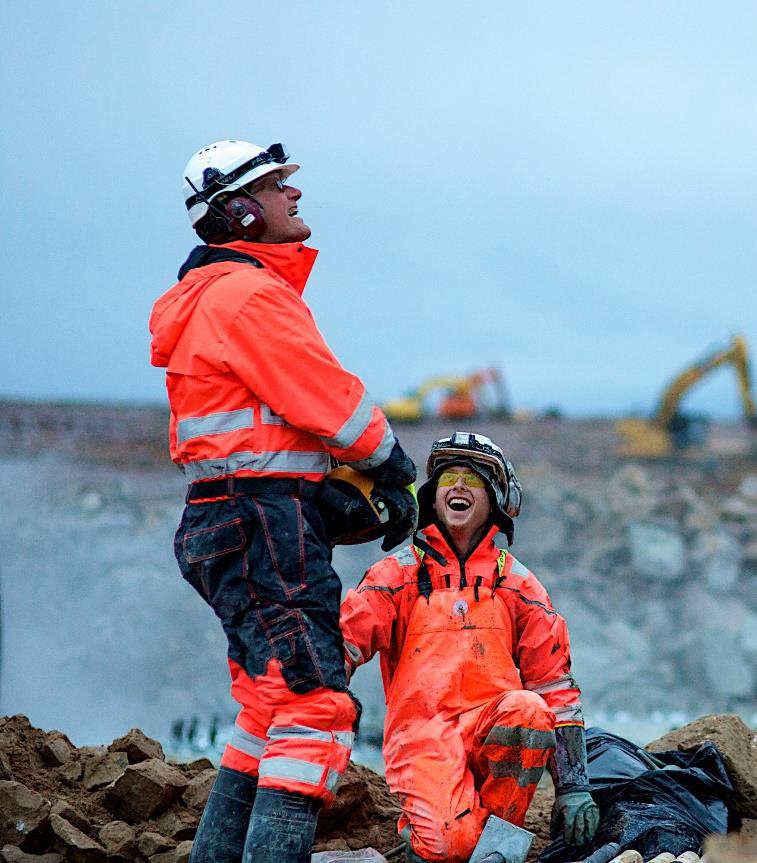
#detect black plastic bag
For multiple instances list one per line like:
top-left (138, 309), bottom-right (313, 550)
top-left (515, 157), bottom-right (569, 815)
top-left (538, 727), bottom-right (733, 863)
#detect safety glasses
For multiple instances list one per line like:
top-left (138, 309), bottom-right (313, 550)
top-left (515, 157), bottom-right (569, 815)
top-left (437, 470), bottom-right (486, 488)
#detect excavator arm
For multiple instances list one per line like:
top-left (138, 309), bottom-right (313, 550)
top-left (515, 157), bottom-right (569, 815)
top-left (616, 335), bottom-right (757, 457)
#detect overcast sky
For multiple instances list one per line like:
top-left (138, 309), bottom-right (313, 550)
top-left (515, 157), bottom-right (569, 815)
top-left (2, 1), bottom-right (755, 417)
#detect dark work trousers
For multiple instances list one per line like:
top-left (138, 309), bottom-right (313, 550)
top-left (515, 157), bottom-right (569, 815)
top-left (174, 489), bottom-right (349, 695)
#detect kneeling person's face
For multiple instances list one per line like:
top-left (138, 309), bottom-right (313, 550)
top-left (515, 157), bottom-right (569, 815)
top-left (434, 465), bottom-right (491, 535)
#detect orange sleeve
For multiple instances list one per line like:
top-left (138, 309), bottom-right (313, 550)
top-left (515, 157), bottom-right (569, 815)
top-left (222, 277), bottom-right (395, 467)
top-left (506, 558), bottom-right (584, 727)
top-left (339, 559), bottom-right (404, 675)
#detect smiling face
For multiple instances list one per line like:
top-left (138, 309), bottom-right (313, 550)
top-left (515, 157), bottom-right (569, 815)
top-left (434, 464), bottom-right (492, 540)
top-left (247, 170), bottom-right (311, 243)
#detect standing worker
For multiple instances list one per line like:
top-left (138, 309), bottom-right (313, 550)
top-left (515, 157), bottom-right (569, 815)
top-left (149, 139), bottom-right (417, 863)
top-left (340, 432), bottom-right (599, 863)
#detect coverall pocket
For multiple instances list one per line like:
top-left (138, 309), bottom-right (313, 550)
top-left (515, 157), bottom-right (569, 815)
top-left (249, 603), bottom-right (326, 692)
top-left (179, 518), bottom-right (251, 619)
top-left (182, 518), bottom-right (246, 563)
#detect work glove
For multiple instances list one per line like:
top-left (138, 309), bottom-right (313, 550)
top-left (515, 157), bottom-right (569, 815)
top-left (550, 790), bottom-right (600, 847)
top-left (374, 483), bottom-right (418, 551)
top-left (361, 439), bottom-right (416, 487)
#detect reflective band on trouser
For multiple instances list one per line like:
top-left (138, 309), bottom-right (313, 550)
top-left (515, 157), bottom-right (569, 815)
top-left (345, 420), bottom-right (395, 470)
top-left (220, 721), bottom-right (268, 775)
top-left (259, 756), bottom-right (342, 793)
top-left (268, 724), bottom-right (355, 749)
top-left (227, 660), bottom-right (357, 803)
top-left (259, 723), bottom-right (354, 799)
top-left (476, 690), bottom-right (556, 827)
top-left (182, 449), bottom-right (331, 481)
top-left (177, 408), bottom-right (254, 444)
top-left (321, 391), bottom-right (375, 450)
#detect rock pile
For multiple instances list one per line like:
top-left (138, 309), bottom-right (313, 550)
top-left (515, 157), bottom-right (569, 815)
top-left (0, 715), bottom-right (400, 862)
top-left (2, 712), bottom-right (756, 862)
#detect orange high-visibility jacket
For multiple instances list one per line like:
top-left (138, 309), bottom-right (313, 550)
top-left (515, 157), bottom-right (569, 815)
top-left (149, 240), bottom-right (395, 482)
top-left (340, 523), bottom-right (583, 765)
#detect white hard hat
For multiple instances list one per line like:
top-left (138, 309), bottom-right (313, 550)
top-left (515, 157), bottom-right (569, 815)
top-left (182, 140), bottom-right (299, 226)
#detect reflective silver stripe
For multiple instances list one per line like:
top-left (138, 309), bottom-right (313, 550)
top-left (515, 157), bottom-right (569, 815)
top-left (321, 392), bottom-right (375, 450)
top-left (260, 403), bottom-right (286, 426)
top-left (554, 703), bottom-right (584, 723)
top-left (488, 762), bottom-right (546, 787)
top-left (258, 756), bottom-right (325, 786)
top-left (527, 673), bottom-right (580, 696)
top-left (268, 724), bottom-right (354, 748)
top-left (177, 408), bottom-right (254, 444)
top-left (228, 722), bottom-right (267, 760)
top-left (183, 449), bottom-right (330, 481)
top-left (346, 422), bottom-right (395, 470)
top-left (326, 768), bottom-right (342, 792)
top-left (508, 557), bottom-right (530, 577)
top-left (485, 726), bottom-right (556, 750)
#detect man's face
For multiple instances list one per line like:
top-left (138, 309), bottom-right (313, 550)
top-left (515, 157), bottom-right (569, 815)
top-left (247, 170), bottom-right (311, 243)
top-left (434, 464), bottom-right (491, 536)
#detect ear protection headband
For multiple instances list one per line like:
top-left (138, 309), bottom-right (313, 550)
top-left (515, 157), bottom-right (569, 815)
top-left (185, 174), bottom-right (267, 241)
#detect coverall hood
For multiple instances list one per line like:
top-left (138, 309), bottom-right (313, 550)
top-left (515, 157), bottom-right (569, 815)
top-left (149, 240), bottom-right (318, 368)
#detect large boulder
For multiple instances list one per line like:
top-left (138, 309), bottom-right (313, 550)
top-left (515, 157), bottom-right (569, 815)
top-left (0, 782), bottom-right (51, 850)
top-left (102, 760), bottom-right (188, 822)
top-left (108, 729), bottom-right (165, 765)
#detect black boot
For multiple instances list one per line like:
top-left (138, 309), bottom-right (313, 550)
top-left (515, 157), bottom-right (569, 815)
top-left (189, 767), bottom-right (258, 863)
top-left (242, 787), bottom-right (321, 863)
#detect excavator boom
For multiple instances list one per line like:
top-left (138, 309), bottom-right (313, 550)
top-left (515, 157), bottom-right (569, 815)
top-left (616, 335), bottom-right (757, 457)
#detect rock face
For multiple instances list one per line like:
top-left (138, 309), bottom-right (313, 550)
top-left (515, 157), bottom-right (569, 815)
top-left (646, 713), bottom-right (757, 818)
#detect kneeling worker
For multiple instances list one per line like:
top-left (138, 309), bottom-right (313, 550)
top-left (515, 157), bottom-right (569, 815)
top-left (340, 432), bottom-right (599, 862)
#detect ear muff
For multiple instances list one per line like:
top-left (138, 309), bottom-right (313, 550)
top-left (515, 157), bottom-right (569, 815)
top-left (224, 196), bottom-right (266, 240)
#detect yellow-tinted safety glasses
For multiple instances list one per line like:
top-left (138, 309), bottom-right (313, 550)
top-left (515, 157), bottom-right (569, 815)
top-left (437, 470), bottom-right (485, 488)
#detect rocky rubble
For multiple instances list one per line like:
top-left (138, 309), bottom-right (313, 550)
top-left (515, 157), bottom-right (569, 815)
top-left (0, 716), bottom-right (400, 862)
top-left (1, 713), bottom-right (756, 862)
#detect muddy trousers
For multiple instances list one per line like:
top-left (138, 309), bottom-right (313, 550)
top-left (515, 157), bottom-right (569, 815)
top-left (392, 689), bottom-right (556, 863)
top-left (176, 487), bottom-right (359, 863)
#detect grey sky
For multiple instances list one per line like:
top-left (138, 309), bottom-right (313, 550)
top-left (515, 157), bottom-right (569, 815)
top-left (2, 1), bottom-right (755, 417)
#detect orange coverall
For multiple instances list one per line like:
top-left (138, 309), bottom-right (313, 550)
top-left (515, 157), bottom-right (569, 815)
top-left (340, 524), bottom-right (584, 861)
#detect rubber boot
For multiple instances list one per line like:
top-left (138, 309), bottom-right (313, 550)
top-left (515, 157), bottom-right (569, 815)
top-left (189, 767), bottom-right (258, 863)
top-left (242, 787), bottom-right (322, 863)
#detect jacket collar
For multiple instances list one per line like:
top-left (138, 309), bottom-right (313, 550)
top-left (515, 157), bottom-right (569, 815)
top-left (211, 240), bottom-right (318, 295)
top-left (418, 522), bottom-right (502, 567)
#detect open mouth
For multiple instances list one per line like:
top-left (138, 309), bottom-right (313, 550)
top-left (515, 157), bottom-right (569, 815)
top-left (447, 497), bottom-right (471, 512)
top-left (288, 207), bottom-right (299, 216)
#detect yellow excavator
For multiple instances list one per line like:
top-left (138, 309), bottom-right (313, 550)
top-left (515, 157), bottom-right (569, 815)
top-left (616, 335), bottom-right (757, 457)
top-left (383, 367), bottom-right (511, 423)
